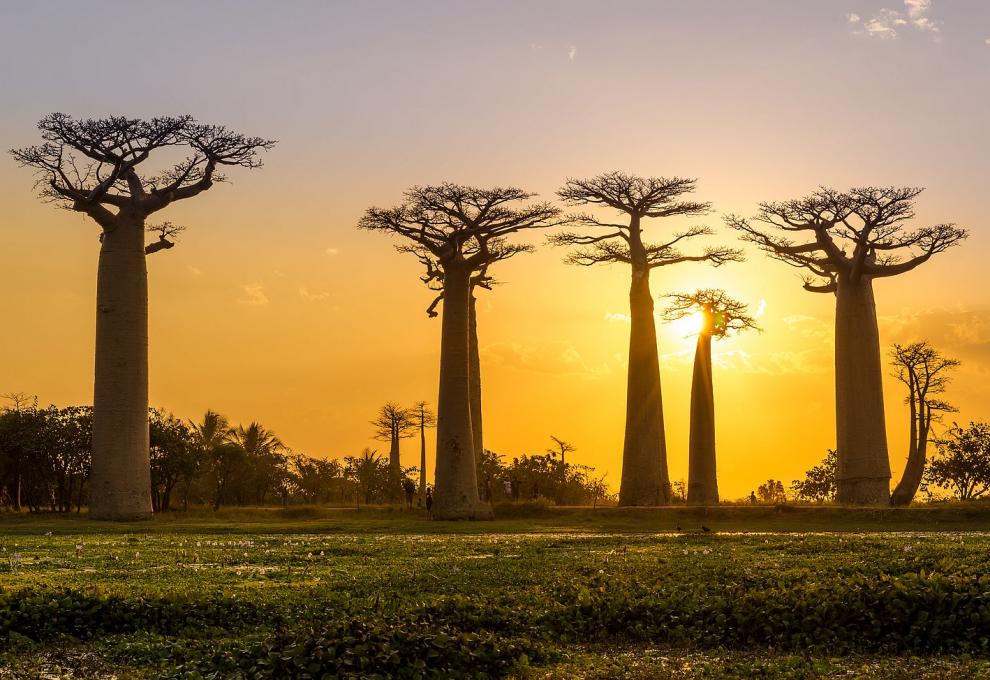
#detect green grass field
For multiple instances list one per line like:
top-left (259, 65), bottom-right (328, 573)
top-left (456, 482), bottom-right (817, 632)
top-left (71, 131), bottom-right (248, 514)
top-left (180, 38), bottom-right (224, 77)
top-left (2, 505), bottom-right (990, 679)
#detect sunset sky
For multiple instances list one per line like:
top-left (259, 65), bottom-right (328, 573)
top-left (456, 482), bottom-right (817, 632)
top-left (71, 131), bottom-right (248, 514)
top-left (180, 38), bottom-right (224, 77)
top-left (1, 1), bottom-right (989, 498)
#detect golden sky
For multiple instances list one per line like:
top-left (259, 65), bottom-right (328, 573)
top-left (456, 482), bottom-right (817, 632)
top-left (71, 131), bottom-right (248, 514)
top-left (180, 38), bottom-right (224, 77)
top-left (2, 1), bottom-right (989, 497)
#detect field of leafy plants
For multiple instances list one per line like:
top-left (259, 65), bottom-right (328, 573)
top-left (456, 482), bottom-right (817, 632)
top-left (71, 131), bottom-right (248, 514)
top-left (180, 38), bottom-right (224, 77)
top-left (1, 509), bottom-right (990, 678)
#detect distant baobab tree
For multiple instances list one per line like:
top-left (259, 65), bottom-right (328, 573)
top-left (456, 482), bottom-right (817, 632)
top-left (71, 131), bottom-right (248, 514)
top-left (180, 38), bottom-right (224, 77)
top-left (411, 401), bottom-right (437, 498)
top-left (727, 187), bottom-right (967, 504)
top-left (552, 172), bottom-right (742, 506)
top-left (409, 238), bottom-right (531, 478)
top-left (11, 114), bottom-right (274, 519)
top-left (359, 184), bottom-right (564, 519)
top-left (371, 402), bottom-right (417, 501)
top-left (547, 435), bottom-right (576, 466)
top-left (889, 342), bottom-right (959, 506)
top-left (663, 289), bottom-right (759, 506)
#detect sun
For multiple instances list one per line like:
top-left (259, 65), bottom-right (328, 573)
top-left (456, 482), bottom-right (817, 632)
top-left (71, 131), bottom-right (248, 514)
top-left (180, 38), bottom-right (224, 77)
top-left (668, 310), bottom-right (705, 339)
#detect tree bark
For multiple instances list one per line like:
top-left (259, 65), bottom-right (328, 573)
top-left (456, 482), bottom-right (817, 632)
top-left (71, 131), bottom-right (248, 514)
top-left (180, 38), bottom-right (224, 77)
top-left (687, 329), bottom-right (718, 505)
top-left (388, 430), bottom-right (401, 502)
top-left (834, 275), bottom-right (891, 504)
top-left (469, 293), bottom-right (485, 498)
top-left (891, 392), bottom-right (930, 507)
top-left (418, 416), bottom-right (427, 498)
top-left (433, 264), bottom-right (491, 520)
top-left (618, 253), bottom-right (670, 506)
top-left (89, 215), bottom-right (154, 519)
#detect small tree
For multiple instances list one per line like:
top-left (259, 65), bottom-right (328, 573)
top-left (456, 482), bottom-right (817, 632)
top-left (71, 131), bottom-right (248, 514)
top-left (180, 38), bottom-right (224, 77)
top-left (889, 342), bottom-right (959, 506)
top-left (757, 479), bottom-right (787, 504)
top-left (547, 436), bottom-right (577, 467)
top-left (553, 172), bottom-right (741, 506)
top-left (149, 409), bottom-right (198, 512)
top-left (371, 403), bottom-right (417, 501)
top-left (11, 114), bottom-right (274, 519)
top-left (791, 449), bottom-right (838, 503)
top-left (663, 289), bottom-right (757, 506)
top-left (925, 422), bottom-right (990, 500)
top-left (411, 401), bottom-right (437, 498)
top-left (727, 188), bottom-right (967, 504)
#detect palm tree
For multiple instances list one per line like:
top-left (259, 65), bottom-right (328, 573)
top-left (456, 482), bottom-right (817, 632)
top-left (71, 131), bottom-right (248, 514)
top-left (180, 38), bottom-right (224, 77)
top-left (189, 411), bottom-right (233, 511)
top-left (228, 422), bottom-right (286, 505)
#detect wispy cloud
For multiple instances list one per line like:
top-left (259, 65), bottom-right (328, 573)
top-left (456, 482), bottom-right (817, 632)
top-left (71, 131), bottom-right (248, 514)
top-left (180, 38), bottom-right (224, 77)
top-left (604, 311), bottom-right (630, 323)
top-left (484, 340), bottom-right (610, 377)
top-left (567, 45), bottom-right (577, 61)
top-left (325, 247), bottom-right (340, 256)
top-left (850, 0), bottom-right (941, 40)
top-left (186, 265), bottom-right (203, 277)
top-left (298, 286), bottom-right (330, 302)
top-left (239, 283), bottom-right (269, 306)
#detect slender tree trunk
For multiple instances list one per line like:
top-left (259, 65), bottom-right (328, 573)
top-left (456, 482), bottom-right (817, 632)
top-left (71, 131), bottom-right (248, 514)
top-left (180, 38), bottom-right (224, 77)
top-left (433, 264), bottom-right (491, 519)
top-left (388, 430), bottom-right (401, 502)
top-left (892, 396), bottom-right (930, 507)
top-left (469, 292), bottom-right (485, 498)
top-left (834, 275), bottom-right (891, 504)
top-left (687, 330), bottom-right (718, 505)
top-left (89, 215), bottom-right (153, 520)
top-left (618, 254), bottom-right (670, 506)
top-left (418, 416), bottom-right (427, 498)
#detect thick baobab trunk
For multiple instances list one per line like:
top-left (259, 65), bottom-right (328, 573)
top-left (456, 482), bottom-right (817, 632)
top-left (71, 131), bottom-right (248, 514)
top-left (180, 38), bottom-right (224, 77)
top-left (469, 293), bottom-right (485, 498)
top-left (89, 216), bottom-right (154, 519)
top-left (687, 330), bottom-right (718, 505)
top-left (834, 276), bottom-right (891, 505)
top-left (433, 265), bottom-right (492, 520)
top-left (891, 394), bottom-right (929, 507)
top-left (618, 263), bottom-right (670, 505)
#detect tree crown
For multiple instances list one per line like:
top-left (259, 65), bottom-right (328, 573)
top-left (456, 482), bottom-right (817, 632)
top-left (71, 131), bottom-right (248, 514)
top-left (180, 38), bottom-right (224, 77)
top-left (11, 113), bottom-right (275, 230)
top-left (662, 288), bottom-right (760, 338)
top-left (726, 186), bottom-right (968, 293)
top-left (551, 171), bottom-right (741, 270)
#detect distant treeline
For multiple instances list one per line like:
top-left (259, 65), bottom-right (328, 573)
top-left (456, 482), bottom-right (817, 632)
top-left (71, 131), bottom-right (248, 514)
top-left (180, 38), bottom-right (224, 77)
top-left (0, 399), bottom-right (614, 513)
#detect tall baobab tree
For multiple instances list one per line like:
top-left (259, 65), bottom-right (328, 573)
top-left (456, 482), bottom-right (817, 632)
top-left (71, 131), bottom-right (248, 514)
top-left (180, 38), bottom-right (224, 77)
top-left (663, 289), bottom-right (759, 506)
top-left (371, 403), bottom-right (417, 501)
top-left (552, 172), bottom-right (741, 506)
top-left (727, 187), bottom-right (967, 504)
top-left (411, 401), bottom-right (437, 498)
top-left (889, 342), bottom-right (959, 506)
top-left (11, 114), bottom-right (274, 519)
top-left (409, 238), bottom-right (530, 473)
top-left (359, 184), bottom-right (564, 519)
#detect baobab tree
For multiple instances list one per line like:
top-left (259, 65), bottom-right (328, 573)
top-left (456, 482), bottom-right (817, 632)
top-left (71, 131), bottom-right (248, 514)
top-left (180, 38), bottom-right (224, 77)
top-left (359, 184), bottom-right (564, 519)
top-left (727, 187), bottom-right (967, 504)
top-left (889, 342), bottom-right (959, 506)
top-left (547, 435), bottom-right (576, 466)
top-left (11, 114), bottom-right (274, 519)
top-left (663, 289), bottom-right (759, 506)
top-left (411, 401), bottom-right (437, 498)
top-left (552, 172), bottom-right (741, 506)
top-left (371, 403), bottom-right (417, 501)
top-left (408, 238), bottom-right (531, 473)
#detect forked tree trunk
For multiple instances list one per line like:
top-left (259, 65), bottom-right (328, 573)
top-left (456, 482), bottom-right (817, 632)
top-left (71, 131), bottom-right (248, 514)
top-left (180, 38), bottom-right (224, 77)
top-left (834, 275), bottom-right (891, 505)
top-left (433, 264), bottom-right (491, 519)
top-left (891, 393), bottom-right (930, 507)
top-left (89, 215), bottom-right (154, 519)
top-left (687, 329), bottom-right (718, 505)
top-left (618, 261), bottom-right (670, 506)
top-left (469, 293), bottom-right (485, 496)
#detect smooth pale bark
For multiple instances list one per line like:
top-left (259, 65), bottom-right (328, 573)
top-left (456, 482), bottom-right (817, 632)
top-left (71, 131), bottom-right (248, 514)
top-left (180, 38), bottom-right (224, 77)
top-left (469, 293), bottom-right (485, 497)
top-left (834, 276), bottom-right (891, 504)
top-left (891, 380), bottom-right (930, 506)
top-left (89, 215), bottom-right (153, 519)
top-left (618, 260), bottom-right (670, 505)
top-left (433, 265), bottom-right (492, 520)
top-left (687, 327), bottom-right (718, 505)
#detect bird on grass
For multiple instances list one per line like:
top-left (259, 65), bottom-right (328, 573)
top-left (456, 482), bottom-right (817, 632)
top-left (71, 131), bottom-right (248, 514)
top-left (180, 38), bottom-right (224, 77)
top-left (701, 525), bottom-right (712, 534)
